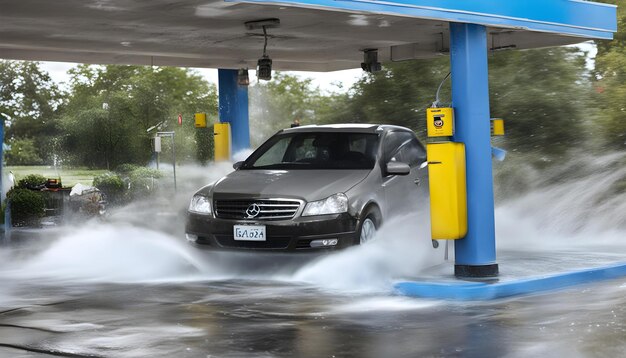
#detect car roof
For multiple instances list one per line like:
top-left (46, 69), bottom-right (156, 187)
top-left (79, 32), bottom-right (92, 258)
top-left (280, 123), bottom-right (413, 134)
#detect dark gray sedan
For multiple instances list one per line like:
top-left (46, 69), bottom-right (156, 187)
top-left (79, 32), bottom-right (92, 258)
top-left (186, 124), bottom-right (427, 251)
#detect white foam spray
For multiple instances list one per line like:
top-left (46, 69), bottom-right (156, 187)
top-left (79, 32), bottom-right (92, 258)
top-left (233, 149), bottom-right (254, 162)
top-left (1, 152), bottom-right (625, 293)
top-left (105, 161), bottom-right (235, 234)
top-left (5, 225), bottom-right (205, 282)
top-left (291, 213), bottom-right (446, 292)
top-left (0, 161), bottom-right (238, 283)
top-left (496, 152), bottom-right (626, 251)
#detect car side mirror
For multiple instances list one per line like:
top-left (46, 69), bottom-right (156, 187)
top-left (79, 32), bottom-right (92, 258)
top-left (386, 161), bottom-right (410, 176)
top-left (233, 161), bottom-right (244, 170)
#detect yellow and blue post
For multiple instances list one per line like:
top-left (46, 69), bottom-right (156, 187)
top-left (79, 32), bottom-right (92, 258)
top-left (449, 23), bottom-right (498, 277)
top-left (218, 69), bottom-right (250, 158)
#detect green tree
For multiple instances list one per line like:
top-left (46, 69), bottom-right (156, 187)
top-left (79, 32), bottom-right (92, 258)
top-left (249, 72), bottom-right (324, 145)
top-left (594, 0), bottom-right (626, 149)
top-left (4, 137), bottom-right (43, 165)
top-left (0, 60), bottom-right (65, 165)
top-left (319, 58), bottom-right (449, 140)
top-left (60, 65), bottom-right (217, 168)
top-left (316, 47), bottom-right (589, 161)
top-left (488, 47), bottom-right (590, 157)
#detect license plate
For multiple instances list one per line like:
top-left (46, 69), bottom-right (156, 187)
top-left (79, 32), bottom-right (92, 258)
top-left (233, 225), bottom-right (266, 241)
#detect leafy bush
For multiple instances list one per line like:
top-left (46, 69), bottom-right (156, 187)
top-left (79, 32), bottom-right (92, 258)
top-left (114, 163), bottom-right (141, 175)
top-left (93, 166), bottom-right (163, 203)
top-left (93, 172), bottom-right (125, 204)
top-left (16, 174), bottom-right (47, 190)
top-left (129, 167), bottom-right (163, 181)
top-left (126, 167), bottom-right (163, 200)
top-left (7, 188), bottom-right (45, 226)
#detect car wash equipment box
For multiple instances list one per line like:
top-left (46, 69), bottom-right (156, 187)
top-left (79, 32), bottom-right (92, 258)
top-left (195, 113), bottom-right (207, 128)
top-left (426, 142), bottom-right (468, 240)
top-left (427, 107), bottom-right (454, 137)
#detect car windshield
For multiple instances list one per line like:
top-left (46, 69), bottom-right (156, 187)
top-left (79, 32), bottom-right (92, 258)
top-left (242, 132), bottom-right (379, 170)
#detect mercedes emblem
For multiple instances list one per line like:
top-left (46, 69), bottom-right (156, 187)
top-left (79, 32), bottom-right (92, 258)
top-left (245, 203), bottom-right (261, 219)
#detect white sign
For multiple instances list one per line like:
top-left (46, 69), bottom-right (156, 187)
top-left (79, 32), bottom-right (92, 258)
top-left (154, 136), bottom-right (162, 153)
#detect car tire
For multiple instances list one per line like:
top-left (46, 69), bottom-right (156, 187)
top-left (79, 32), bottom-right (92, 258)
top-left (358, 207), bottom-right (381, 245)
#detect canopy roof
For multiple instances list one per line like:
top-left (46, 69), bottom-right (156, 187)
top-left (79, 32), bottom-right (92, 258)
top-left (0, 0), bottom-right (617, 71)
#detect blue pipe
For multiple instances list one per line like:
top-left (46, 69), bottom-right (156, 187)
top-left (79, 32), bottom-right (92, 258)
top-left (449, 23), bottom-right (498, 277)
top-left (218, 69), bottom-right (250, 156)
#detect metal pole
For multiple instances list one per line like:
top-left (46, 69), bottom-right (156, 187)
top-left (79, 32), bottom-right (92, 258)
top-left (157, 132), bottom-right (176, 191)
top-left (449, 23), bottom-right (498, 278)
top-left (171, 132), bottom-right (176, 191)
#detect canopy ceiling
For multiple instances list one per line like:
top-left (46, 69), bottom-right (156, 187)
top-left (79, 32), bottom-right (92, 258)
top-left (0, 0), bottom-right (617, 71)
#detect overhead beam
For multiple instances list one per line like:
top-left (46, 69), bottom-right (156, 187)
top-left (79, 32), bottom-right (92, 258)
top-left (235, 0), bottom-right (617, 40)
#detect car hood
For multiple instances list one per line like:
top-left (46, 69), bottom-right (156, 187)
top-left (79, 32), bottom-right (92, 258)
top-left (210, 169), bottom-right (370, 201)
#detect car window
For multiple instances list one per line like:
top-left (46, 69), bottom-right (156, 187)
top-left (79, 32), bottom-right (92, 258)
top-left (253, 136), bottom-right (290, 167)
top-left (383, 131), bottom-right (414, 163)
top-left (392, 137), bottom-right (426, 167)
top-left (293, 137), bottom-right (316, 161)
top-left (244, 132), bottom-right (380, 170)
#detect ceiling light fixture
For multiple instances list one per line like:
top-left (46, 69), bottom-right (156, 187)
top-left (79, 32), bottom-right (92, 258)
top-left (237, 68), bottom-right (250, 86)
top-left (245, 19), bottom-right (280, 81)
top-left (361, 49), bottom-right (382, 73)
top-left (257, 26), bottom-right (273, 81)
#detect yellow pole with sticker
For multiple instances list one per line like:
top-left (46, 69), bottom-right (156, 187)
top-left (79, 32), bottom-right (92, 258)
top-left (425, 106), bottom-right (468, 240)
top-left (214, 122), bottom-right (231, 161)
top-left (427, 142), bottom-right (468, 239)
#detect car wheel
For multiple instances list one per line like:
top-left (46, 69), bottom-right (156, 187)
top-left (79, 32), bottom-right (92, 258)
top-left (358, 209), bottom-right (380, 245)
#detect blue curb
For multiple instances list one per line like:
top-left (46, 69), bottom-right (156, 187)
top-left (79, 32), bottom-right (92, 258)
top-left (394, 262), bottom-right (626, 300)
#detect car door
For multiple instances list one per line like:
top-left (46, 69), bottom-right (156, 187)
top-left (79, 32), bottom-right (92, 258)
top-left (381, 130), bottom-right (426, 218)
top-left (394, 136), bottom-right (428, 196)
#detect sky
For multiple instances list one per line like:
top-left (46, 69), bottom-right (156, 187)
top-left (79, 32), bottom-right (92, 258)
top-left (39, 61), bottom-right (364, 93)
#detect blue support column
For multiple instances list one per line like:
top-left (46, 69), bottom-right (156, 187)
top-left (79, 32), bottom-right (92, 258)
top-left (218, 69), bottom-right (250, 156)
top-left (449, 23), bottom-right (498, 277)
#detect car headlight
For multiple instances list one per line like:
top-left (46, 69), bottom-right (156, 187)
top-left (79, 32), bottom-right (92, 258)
top-left (302, 193), bottom-right (348, 216)
top-left (189, 195), bottom-right (212, 215)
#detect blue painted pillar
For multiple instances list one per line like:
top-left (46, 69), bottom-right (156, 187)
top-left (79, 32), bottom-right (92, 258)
top-left (449, 23), bottom-right (498, 277)
top-left (218, 69), bottom-right (250, 156)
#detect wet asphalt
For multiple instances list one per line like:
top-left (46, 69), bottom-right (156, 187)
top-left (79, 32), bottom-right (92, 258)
top-left (2, 229), bottom-right (626, 358)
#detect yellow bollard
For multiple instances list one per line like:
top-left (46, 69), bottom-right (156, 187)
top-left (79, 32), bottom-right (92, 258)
top-left (427, 142), bottom-right (468, 240)
top-left (214, 122), bottom-right (231, 161)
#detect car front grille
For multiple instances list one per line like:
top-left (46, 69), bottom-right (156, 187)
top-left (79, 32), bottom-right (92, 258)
top-left (214, 199), bottom-right (301, 220)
